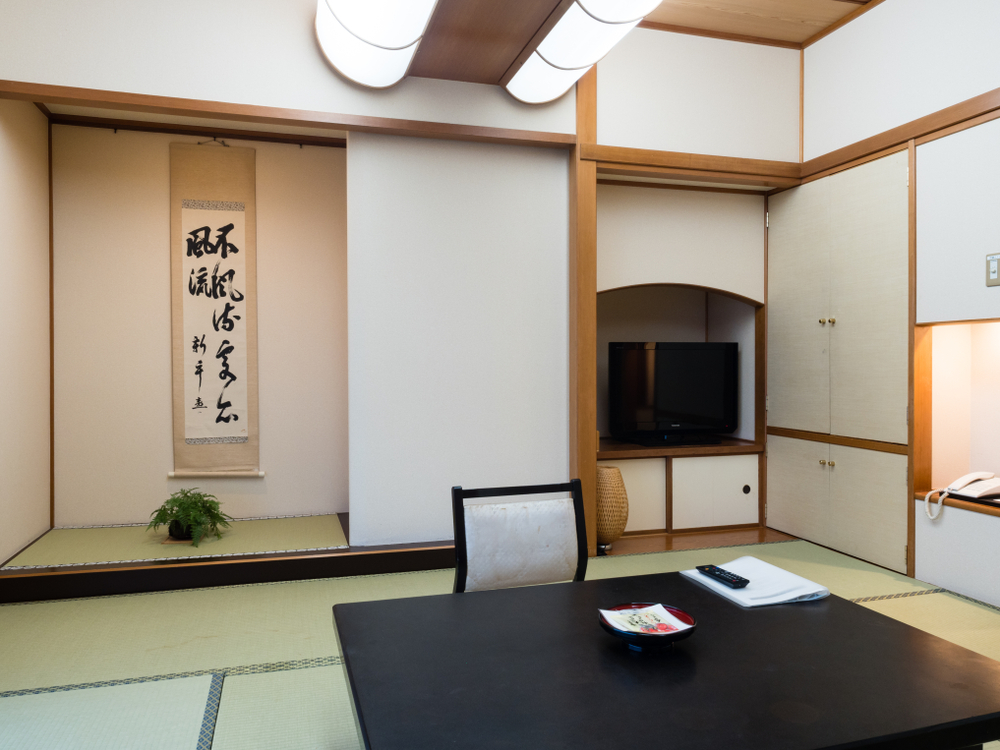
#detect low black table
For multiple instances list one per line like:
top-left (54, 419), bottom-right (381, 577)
top-left (333, 572), bottom-right (1000, 749)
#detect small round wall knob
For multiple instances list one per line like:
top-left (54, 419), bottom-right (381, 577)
top-left (828, 461), bottom-right (836, 467)
top-left (819, 318), bottom-right (827, 324)
top-left (819, 460), bottom-right (826, 465)
top-left (829, 318), bottom-right (836, 324)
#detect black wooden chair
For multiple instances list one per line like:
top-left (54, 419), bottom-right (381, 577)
top-left (451, 479), bottom-right (588, 593)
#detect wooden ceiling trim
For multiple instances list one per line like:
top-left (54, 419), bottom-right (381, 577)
top-left (643, 0), bottom-right (863, 45)
top-left (584, 143), bottom-right (800, 179)
top-left (801, 0), bottom-right (886, 48)
top-left (598, 178), bottom-right (767, 196)
top-left (411, 0), bottom-right (564, 85)
top-left (0, 79), bottom-right (576, 149)
top-left (47, 113), bottom-right (348, 148)
top-left (637, 20), bottom-right (801, 50)
top-left (597, 163), bottom-right (800, 189)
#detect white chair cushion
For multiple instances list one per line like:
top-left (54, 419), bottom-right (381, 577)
top-left (463, 497), bottom-right (578, 593)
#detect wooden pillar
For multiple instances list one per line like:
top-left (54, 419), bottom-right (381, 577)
top-left (570, 69), bottom-right (598, 555)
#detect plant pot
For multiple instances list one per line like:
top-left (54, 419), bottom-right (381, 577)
top-left (168, 520), bottom-right (193, 540)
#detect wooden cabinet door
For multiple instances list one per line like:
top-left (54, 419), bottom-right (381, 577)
top-left (828, 152), bottom-right (910, 444)
top-left (765, 435), bottom-right (830, 544)
top-left (827, 444), bottom-right (908, 573)
top-left (671, 455), bottom-right (759, 530)
top-left (767, 183), bottom-right (831, 434)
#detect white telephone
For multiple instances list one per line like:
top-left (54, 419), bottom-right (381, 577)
top-left (924, 471), bottom-right (1000, 520)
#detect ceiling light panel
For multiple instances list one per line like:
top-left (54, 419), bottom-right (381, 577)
top-left (578, 0), bottom-right (663, 24)
top-left (506, 52), bottom-right (591, 105)
top-left (316, 0), bottom-right (421, 89)
top-left (537, 2), bottom-right (639, 71)
top-left (326, 0), bottom-right (438, 49)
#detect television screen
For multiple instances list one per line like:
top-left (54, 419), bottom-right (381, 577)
top-left (608, 342), bottom-right (738, 445)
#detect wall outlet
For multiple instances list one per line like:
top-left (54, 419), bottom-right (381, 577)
top-left (988, 253), bottom-right (1000, 287)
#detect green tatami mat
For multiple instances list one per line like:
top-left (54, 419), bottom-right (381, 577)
top-left (3, 514), bottom-right (347, 568)
top-left (0, 569), bottom-right (454, 694)
top-left (861, 592), bottom-right (1000, 663)
top-left (587, 540), bottom-right (935, 600)
top-left (213, 666), bottom-right (361, 750)
top-left (0, 675), bottom-right (212, 750)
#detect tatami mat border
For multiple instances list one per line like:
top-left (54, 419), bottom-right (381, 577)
top-left (850, 588), bottom-right (946, 603)
top-left (0, 656), bottom-right (345, 699)
top-left (197, 673), bottom-right (225, 750)
top-left (3, 544), bottom-right (349, 570)
top-left (55, 512), bottom-right (345, 530)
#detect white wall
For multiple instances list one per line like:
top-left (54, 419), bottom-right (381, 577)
top-left (52, 126), bottom-right (348, 525)
top-left (804, 0), bottom-right (1000, 161)
top-left (915, 500), bottom-right (1000, 607)
top-left (0, 100), bottom-right (50, 562)
top-left (0, 0), bottom-right (574, 135)
top-left (596, 28), bottom-right (799, 162)
top-left (347, 133), bottom-right (569, 546)
top-left (917, 117), bottom-right (1000, 324)
top-left (596, 184), bottom-right (766, 304)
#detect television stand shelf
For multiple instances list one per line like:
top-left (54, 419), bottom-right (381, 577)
top-left (597, 437), bottom-right (762, 460)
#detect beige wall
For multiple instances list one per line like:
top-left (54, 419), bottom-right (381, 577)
top-left (52, 126), bottom-right (347, 525)
top-left (0, 100), bottom-right (50, 562)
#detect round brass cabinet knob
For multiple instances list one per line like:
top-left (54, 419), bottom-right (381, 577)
top-left (819, 318), bottom-right (827, 324)
top-left (819, 460), bottom-right (827, 465)
top-left (829, 318), bottom-right (837, 324)
top-left (828, 461), bottom-right (836, 467)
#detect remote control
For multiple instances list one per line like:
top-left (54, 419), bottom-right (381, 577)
top-left (696, 564), bottom-right (749, 589)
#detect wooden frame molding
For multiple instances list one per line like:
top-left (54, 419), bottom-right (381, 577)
top-left (0, 79), bottom-right (575, 149)
top-left (596, 179), bottom-right (765, 196)
top-left (570, 69), bottom-right (598, 556)
top-left (46, 112), bottom-right (347, 148)
top-left (583, 143), bottom-right (800, 181)
top-left (766, 427), bottom-right (909, 456)
top-left (801, 0), bottom-right (888, 49)
top-left (637, 21), bottom-right (800, 50)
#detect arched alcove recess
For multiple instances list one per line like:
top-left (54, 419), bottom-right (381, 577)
top-left (596, 283), bottom-right (764, 449)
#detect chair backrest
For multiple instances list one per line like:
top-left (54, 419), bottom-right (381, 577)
top-left (452, 479), bottom-right (588, 594)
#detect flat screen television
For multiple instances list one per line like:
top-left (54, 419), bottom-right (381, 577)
top-left (608, 342), bottom-right (738, 445)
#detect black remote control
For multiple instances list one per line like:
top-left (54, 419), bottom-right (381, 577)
top-left (696, 564), bottom-right (750, 589)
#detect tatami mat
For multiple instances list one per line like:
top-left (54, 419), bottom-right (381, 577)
top-left (213, 666), bottom-right (360, 750)
top-left (3, 514), bottom-right (348, 568)
top-left (588, 540), bottom-right (934, 600)
top-left (0, 568), bottom-right (453, 694)
top-left (2, 539), bottom-right (998, 750)
top-left (0, 675), bottom-right (213, 750)
top-left (861, 591), bottom-right (1000, 663)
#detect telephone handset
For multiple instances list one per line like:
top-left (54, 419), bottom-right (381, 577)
top-left (925, 472), bottom-right (1000, 520)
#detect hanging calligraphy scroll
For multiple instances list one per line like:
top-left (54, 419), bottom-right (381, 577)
top-left (170, 144), bottom-right (259, 472)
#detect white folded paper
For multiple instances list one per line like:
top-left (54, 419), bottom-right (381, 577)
top-left (680, 556), bottom-right (829, 608)
top-left (599, 603), bottom-right (693, 634)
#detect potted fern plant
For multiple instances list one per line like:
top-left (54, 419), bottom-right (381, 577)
top-left (147, 488), bottom-right (233, 547)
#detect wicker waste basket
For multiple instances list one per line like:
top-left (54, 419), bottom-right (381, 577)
top-left (596, 465), bottom-right (629, 553)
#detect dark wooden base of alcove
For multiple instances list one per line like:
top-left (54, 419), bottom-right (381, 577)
top-left (0, 515), bottom-right (455, 604)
